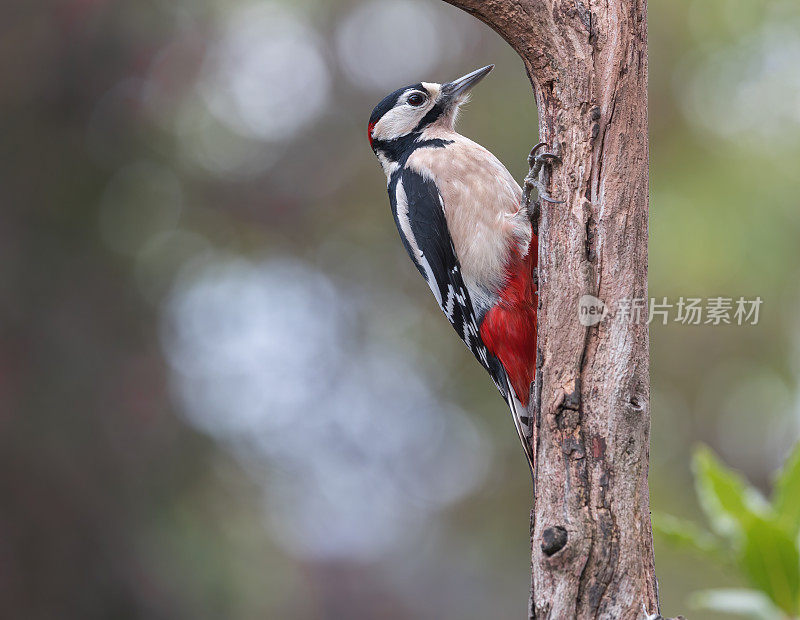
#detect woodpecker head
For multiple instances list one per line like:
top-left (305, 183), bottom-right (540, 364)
top-left (367, 65), bottom-right (494, 155)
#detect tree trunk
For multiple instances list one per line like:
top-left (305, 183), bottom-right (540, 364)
top-left (441, 1), bottom-right (657, 618)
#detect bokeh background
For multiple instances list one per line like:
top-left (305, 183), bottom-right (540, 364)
top-left (2, 0), bottom-right (800, 618)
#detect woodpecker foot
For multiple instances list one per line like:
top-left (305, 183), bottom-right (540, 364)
top-left (527, 142), bottom-right (561, 169)
top-left (524, 142), bottom-right (564, 206)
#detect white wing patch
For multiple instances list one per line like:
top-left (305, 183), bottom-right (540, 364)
top-left (394, 179), bottom-right (442, 307)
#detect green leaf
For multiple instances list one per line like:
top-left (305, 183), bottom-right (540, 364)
top-left (772, 441), bottom-right (800, 536)
top-left (693, 445), bottom-right (769, 539)
top-left (691, 588), bottom-right (784, 620)
top-left (652, 512), bottom-right (727, 560)
top-left (739, 517), bottom-right (800, 616)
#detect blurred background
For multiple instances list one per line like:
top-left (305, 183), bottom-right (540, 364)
top-left (2, 0), bottom-right (799, 618)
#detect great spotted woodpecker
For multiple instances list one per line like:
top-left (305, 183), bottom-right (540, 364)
top-left (368, 65), bottom-right (542, 469)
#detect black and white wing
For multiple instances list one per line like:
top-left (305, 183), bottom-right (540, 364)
top-left (387, 167), bottom-right (535, 471)
top-left (387, 167), bottom-right (507, 395)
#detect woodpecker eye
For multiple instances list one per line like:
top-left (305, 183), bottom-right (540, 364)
top-left (407, 93), bottom-right (426, 107)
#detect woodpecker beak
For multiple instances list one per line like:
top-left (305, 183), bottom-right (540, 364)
top-left (440, 65), bottom-right (494, 105)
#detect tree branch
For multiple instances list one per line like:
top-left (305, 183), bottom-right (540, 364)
top-left (443, 0), bottom-right (658, 617)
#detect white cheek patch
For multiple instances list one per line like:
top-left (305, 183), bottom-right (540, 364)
top-left (372, 107), bottom-right (419, 141)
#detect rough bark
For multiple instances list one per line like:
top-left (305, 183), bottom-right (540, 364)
top-left (441, 1), bottom-right (657, 618)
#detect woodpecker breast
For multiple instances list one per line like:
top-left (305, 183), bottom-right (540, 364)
top-left (405, 130), bottom-right (531, 306)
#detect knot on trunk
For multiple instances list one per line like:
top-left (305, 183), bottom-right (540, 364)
top-left (541, 525), bottom-right (568, 556)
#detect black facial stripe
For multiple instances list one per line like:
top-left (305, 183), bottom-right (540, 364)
top-left (372, 134), bottom-right (453, 166)
top-left (413, 101), bottom-right (446, 132)
top-left (369, 83), bottom-right (424, 126)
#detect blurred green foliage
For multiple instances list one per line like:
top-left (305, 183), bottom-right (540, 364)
top-left (656, 444), bottom-right (800, 619)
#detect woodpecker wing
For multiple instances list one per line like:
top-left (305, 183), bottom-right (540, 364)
top-left (388, 168), bottom-right (508, 392)
top-left (388, 167), bottom-right (534, 470)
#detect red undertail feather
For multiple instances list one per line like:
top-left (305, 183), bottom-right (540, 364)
top-left (479, 235), bottom-right (538, 406)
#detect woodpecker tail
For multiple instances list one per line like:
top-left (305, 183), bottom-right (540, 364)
top-left (504, 376), bottom-right (535, 475)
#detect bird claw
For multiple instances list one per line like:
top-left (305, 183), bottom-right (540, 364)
top-left (534, 152), bottom-right (562, 166)
top-left (524, 142), bottom-right (564, 213)
top-left (527, 142), bottom-right (548, 167)
top-left (538, 191), bottom-right (565, 204)
top-left (528, 143), bottom-right (562, 168)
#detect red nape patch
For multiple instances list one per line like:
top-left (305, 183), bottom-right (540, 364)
top-left (367, 121), bottom-right (376, 147)
top-left (479, 236), bottom-right (539, 406)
